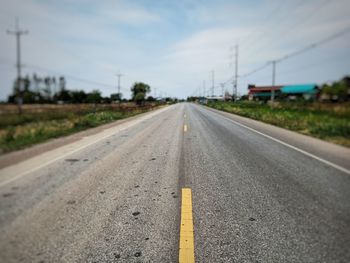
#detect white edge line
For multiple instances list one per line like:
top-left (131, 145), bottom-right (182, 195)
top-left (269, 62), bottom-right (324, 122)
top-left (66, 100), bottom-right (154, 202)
top-left (0, 107), bottom-right (170, 188)
top-left (208, 108), bottom-right (350, 175)
top-left (0, 131), bottom-right (118, 187)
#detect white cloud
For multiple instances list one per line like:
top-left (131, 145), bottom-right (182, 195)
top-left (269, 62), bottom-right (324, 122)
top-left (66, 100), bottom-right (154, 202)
top-left (98, 1), bottom-right (161, 25)
top-left (0, 0), bottom-right (349, 100)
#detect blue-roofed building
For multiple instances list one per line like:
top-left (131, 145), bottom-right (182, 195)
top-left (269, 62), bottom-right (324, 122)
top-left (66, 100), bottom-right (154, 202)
top-left (281, 84), bottom-right (319, 100)
top-left (248, 84), bottom-right (319, 101)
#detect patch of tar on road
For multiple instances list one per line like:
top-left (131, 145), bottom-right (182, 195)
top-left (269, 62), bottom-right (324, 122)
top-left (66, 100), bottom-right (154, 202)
top-left (65, 158), bottom-right (80, 163)
top-left (170, 192), bottom-right (178, 199)
top-left (2, 192), bottom-right (15, 198)
top-left (132, 211), bottom-right (140, 216)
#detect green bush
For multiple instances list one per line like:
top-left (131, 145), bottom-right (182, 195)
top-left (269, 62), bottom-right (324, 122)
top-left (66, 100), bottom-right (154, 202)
top-left (0, 107), bottom-right (152, 153)
top-left (207, 101), bottom-right (350, 147)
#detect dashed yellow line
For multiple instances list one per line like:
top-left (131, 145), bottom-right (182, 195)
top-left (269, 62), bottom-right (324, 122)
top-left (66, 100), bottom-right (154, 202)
top-left (183, 124), bottom-right (188, 132)
top-left (179, 188), bottom-right (195, 263)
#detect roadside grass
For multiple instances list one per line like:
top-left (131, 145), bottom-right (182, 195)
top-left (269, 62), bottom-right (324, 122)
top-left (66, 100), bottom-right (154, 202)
top-left (0, 105), bottom-right (154, 153)
top-left (207, 101), bottom-right (350, 147)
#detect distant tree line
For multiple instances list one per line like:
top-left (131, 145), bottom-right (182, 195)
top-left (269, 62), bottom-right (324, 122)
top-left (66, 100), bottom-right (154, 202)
top-left (7, 74), bottom-right (177, 105)
top-left (8, 74), bottom-right (108, 104)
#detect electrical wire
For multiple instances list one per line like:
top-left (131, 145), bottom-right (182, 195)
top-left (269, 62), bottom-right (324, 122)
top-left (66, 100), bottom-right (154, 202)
top-left (239, 26), bottom-right (350, 79)
top-left (242, 0), bottom-right (306, 51)
top-left (243, 0), bottom-right (333, 59)
top-left (23, 63), bottom-right (129, 91)
top-left (274, 26), bottom-right (350, 62)
top-left (240, 0), bottom-right (288, 45)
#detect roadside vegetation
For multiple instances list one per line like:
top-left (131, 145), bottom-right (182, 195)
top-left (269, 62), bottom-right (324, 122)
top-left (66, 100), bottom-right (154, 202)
top-left (207, 101), bottom-right (350, 147)
top-left (0, 104), bottom-right (160, 153)
top-left (1, 72), bottom-right (178, 153)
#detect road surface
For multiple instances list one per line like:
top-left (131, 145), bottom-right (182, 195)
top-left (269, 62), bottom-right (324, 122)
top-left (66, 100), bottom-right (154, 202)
top-left (0, 103), bottom-right (349, 262)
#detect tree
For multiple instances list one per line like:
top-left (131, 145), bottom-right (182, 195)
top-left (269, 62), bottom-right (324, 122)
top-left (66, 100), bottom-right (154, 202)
top-left (187, 96), bottom-right (197, 102)
top-left (59, 76), bottom-right (66, 92)
top-left (55, 89), bottom-right (71, 102)
top-left (110, 93), bottom-right (122, 102)
top-left (131, 82), bottom-right (151, 105)
top-left (86, 90), bottom-right (102, 104)
top-left (23, 75), bottom-right (30, 92)
top-left (33, 73), bottom-right (39, 92)
top-left (321, 77), bottom-right (349, 101)
top-left (134, 92), bottom-right (146, 105)
top-left (70, 90), bottom-right (87, 103)
top-left (52, 76), bottom-right (57, 97)
top-left (43, 77), bottom-right (52, 101)
top-left (146, 96), bottom-right (155, 102)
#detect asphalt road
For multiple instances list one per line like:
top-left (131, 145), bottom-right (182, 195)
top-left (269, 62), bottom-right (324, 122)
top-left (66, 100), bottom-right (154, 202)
top-left (0, 103), bottom-right (349, 262)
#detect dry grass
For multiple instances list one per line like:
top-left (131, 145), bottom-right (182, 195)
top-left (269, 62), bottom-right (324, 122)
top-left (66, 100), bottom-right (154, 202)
top-left (0, 103), bottom-right (159, 153)
top-left (207, 101), bottom-right (350, 147)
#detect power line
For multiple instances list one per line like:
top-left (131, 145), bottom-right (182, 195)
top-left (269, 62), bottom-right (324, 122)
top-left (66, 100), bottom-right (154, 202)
top-left (274, 26), bottom-right (350, 63)
top-left (268, 26), bottom-right (350, 101)
top-left (194, 25), bottom-right (348, 98)
top-left (241, 0), bottom-right (288, 46)
top-left (25, 63), bottom-right (128, 91)
top-left (251, 51), bottom-right (348, 82)
top-left (240, 26), bottom-right (350, 79)
top-left (242, 0), bottom-right (306, 52)
top-left (240, 62), bottom-right (271, 78)
top-left (246, 0), bottom-right (332, 58)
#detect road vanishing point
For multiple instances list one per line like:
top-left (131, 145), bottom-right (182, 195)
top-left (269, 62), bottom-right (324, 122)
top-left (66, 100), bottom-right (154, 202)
top-left (0, 103), bottom-right (349, 262)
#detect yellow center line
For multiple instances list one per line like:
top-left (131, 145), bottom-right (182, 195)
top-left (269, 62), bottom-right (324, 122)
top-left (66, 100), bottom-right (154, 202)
top-left (179, 188), bottom-right (195, 263)
top-left (184, 124), bottom-right (188, 132)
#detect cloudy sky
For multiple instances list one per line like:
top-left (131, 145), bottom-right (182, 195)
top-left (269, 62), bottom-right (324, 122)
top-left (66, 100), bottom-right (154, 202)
top-left (0, 0), bottom-right (350, 100)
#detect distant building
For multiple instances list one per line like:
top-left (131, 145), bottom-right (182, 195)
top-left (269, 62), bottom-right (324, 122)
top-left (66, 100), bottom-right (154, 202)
top-left (197, 96), bottom-right (225, 104)
top-left (198, 97), bottom-right (207, 104)
top-left (248, 85), bottom-right (282, 101)
top-left (248, 84), bottom-right (318, 101)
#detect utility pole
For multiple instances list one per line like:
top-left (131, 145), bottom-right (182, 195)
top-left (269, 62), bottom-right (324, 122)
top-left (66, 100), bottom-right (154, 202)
top-left (221, 83), bottom-right (225, 100)
top-left (154, 87), bottom-right (157, 98)
top-left (7, 18), bottom-right (28, 114)
top-left (203, 80), bottom-right (206, 97)
top-left (211, 70), bottom-right (215, 97)
top-left (271, 60), bottom-right (276, 103)
top-left (115, 72), bottom-right (123, 99)
top-left (233, 44), bottom-right (239, 101)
